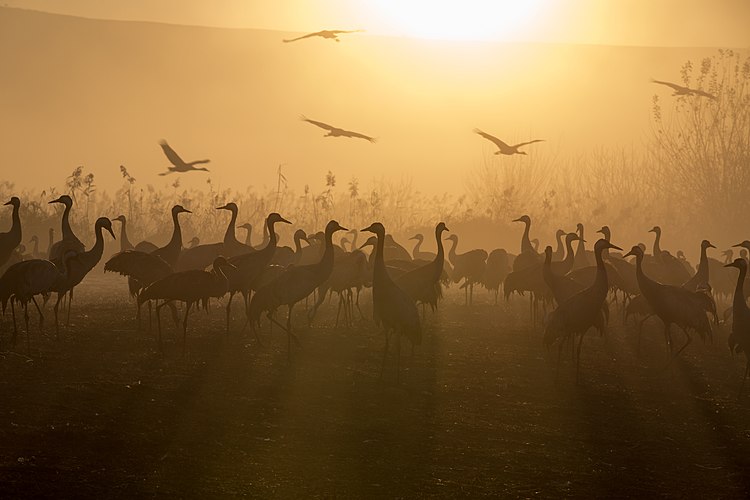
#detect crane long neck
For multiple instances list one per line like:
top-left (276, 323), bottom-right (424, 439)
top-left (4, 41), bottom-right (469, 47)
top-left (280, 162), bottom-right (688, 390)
top-left (653, 230), bottom-right (661, 257)
top-left (10, 203), bottom-right (20, 238)
top-left (593, 245), bottom-right (608, 291)
top-left (318, 228), bottom-right (336, 275)
top-left (733, 265), bottom-right (747, 311)
top-left (84, 224), bottom-right (107, 267)
top-left (449, 237), bottom-right (458, 261)
top-left (350, 231), bottom-right (358, 250)
top-left (520, 222), bottom-right (532, 254)
top-left (32, 237), bottom-right (39, 255)
top-left (47, 230), bottom-right (54, 257)
top-left (697, 245), bottom-right (709, 275)
top-left (373, 231), bottom-right (387, 281)
top-left (576, 228), bottom-right (585, 255)
top-left (119, 220), bottom-right (132, 251)
top-left (259, 220), bottom-right (279, 256)
top-left (61, 202), bottom-right (74, 240)
top-left (413, 236), bottom-right (422, 257)
top-left (564, 237), bottom-right (576, 267)
top-left (223, 208), bottom-right (238, 245)
top-left (554, 233), bottom-right (564, 258)
top-left (435, 231), bottom-right (444, 263)
top-left (244, 227), bottom-right (252, 246)
top-left (169, 211), bottom-right (182, 249)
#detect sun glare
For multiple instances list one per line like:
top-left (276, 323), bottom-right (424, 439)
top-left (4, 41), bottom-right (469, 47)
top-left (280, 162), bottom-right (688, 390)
top-left (372, 0), bottom-right (545, 41)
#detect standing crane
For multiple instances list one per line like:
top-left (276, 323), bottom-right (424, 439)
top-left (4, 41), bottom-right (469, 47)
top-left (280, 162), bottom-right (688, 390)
top-left (362, 222), bottom-right (421, 382)
top-left (225, 212), bottom-right (291, 333)
top-left (395, 222), bottom-right (449, 313)
top-left (0, 197), bottom-right (22, 269)
top-left (176, 203), bottom-right (252, 271)
top-left (49, 217), bottom-right (116, 334)
top-left (682, 240), bottom-right (716, 292)
top-left (544, 239), bottom-right (621, 381)
top-left (139, 256), bottom-right (236, 353)
top-left (725, 258), bottom-right (750, 396)
top-left (446, 234), bottom-right (487, 305)
top-left (0, 259), bottom-right (63, 351)
top-left (247, 220), bottom-right (346, 358)
top-left (48, 195), bottom-right (85, 263)
top-left (623, 245), bottom-right (713, 358)
top-left (409, 233), bottom-right (436, 261)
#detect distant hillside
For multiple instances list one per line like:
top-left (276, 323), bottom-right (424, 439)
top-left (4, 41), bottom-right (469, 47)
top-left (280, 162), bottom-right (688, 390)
top-left (0, 7), bottom-right (728, 194)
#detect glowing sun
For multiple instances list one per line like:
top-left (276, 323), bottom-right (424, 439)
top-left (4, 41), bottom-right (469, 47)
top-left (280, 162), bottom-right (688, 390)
top-left (372, 0), bottom-right (545, 41)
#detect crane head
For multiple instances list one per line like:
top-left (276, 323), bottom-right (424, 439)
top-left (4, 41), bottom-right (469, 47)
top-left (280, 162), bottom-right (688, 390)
top-left (360, 222), bottom-right (384, 236)
top-left (595, 238), bottom-right (622, 253)
top-left (408, 234), bottom-right (422, 241)
top-left (239, 223), bottom-right (252, 230)
top-left (267, 213), bottom-right (292, 226)
top-left (326, 220), bottom-right (348, 235)
top-left (359, 236), bottom-right (377, 249)
top-left (512, 215), bottom-right (531, 224)
top-left (173, 205), bottom-right (192, 215)
top-left (436, 222), bottom-right (449, 234)
top-left (49, 195), bottom-right (73, 207)
top-left (97, 217), bottom-right (116, 240)
top-left (623, 245), bottom-right (644, 259)
top-left (725, 258), bottom-right (747, 271)
top-left (701, 240), bottom-right (716, 250)
top-left (216, 202), bottom-right (238, 212)
top-left (648, 225), bottom-right (661, 234)
top-left (4, 196), bottom-right (20, 208)
top-left (732, 240), bottom-right (750, 251)
top-left (113, 215), bottom-right (126, 223)
top-left (565, 232), bottom-right (581, 244)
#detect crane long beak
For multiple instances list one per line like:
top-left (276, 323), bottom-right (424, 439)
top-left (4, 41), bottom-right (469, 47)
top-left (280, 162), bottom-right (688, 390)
top-left (183, 209), bottom-right (192, 214)
top-left (107, 227), bottom-right (116, 240)
top-left (280, 217), bottom-right (292, 225)
top-left (216, 204), bottom-right (229, 210)
top-left (623, 250), bottom-right (635, 258)
top-left (708, 243), bottom-right (716, 249)
top-left (724, 262), bottom-right (736, 268)
top-left (732, 243), bottom-right (743, 248)
top-left (609, 243), bottom-right (623, 251)
top-left (3, 201), bottom-right (11, 206)
top-left (339, 225), bottom-right (349, 232)
top-left (511, 218), bottom-right (521, 223)
top-left (48, 198), bottom-right (62, 204)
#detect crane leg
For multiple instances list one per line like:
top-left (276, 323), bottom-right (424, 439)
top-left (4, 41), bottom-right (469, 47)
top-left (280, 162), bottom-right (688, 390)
top-left (10, 300), bottom-right (18, 346)
top-left (576, 332), bottom-right (586, 383)
top-left (182, 301), bottom-right (192, 357)
top-left (154, 301), bottom-right (165, 352)
top-left (335, 293), bottom-right (343, 327)
top-left (380, 330), bottom-right (391, 381)
top-left (65, 287), bottom-right (73, 327)
top-left (53, 293), bottom-right (62, 339)
top-left (31, 296), bottom-right (44, 333)
top-left (23, 302), bottom-right (30, 354)
top-left (226, 291), bottom-right (235, 334)
top-left (147, 300), bottom-right (153, 333)
top-left (355, 288), bottom-right (365, 320)
top-left (672, 328), bottom-right (692, 359)
top-left (286, 304), bottom-right (293, 360)
top-left (740, 360), bottom-right (750, 399)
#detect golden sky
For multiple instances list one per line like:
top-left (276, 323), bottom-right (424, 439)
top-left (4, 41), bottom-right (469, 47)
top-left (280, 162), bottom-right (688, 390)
top-left (5, 0), bottom-right (750, 47)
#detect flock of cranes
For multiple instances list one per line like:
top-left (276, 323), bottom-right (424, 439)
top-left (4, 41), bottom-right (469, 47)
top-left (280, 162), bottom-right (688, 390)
top-left (2, 194), bottom-right (750, 389)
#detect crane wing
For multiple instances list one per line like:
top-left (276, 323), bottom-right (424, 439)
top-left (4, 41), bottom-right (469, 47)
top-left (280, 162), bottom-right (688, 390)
top-left (694, 88), bottom-right (717, 99)
top-left (513, 139), bottom-right (545, 148)
top-left (651, 79), bottom-right (685, 92)
top-left (105, 250), bottom-right (173, 283)
top-left (330, 30), bottom-right (365, 35)
top-left (342, 129), bottom-right (377, 143)
top-left (473, 128), bottom-right (509, 149)
top-left (301, 116), bottom-right (335, 131)
top-left (283, 32), bottom-right (321, 43)
top-left (159, 140), bottom-right (185, 167)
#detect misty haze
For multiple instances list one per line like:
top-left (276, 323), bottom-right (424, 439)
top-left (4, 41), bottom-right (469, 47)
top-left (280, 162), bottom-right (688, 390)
top-left (0, 1), bottom-right (750, 497)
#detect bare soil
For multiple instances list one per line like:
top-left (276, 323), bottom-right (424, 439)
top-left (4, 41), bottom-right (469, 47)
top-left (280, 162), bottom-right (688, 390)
top-left (1, 274), bottom-right (749, 498)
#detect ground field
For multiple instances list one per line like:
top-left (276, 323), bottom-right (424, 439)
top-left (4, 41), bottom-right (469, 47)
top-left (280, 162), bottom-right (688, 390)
top-left (1, 273), bottom-right (749, 498)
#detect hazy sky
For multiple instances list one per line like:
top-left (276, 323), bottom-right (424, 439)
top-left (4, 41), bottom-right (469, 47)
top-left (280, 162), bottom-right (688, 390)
top-left (5, 0), bottom-right (750, 47)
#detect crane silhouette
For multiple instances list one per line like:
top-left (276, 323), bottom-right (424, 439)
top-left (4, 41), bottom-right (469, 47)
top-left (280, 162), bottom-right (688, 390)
top-left (683, 240), bottom-right (716, 292)
top-left (473, 129), bottom-right (544, 155)
top-left (725, 258), bottom-right (750, 396)
top-left (362, 222), bottom-right (421, 382)
top-left (409, 233), bottom-right (437, 261)
top-left (542, 245), bottom-right (585, 305)
top-left (112, 215), bottom-right (134, 252)
top-left (0, 258), bottom-right (63, 351)
top-left (481, 248), bottom-right (511, 305)
top-left (48, 195), bottom-right (85, 263)
top-left (176, 203), bottom-right (252, 271)
top-left (49, 217), bottom-right (115, 334)
top-left (247, 220), bottom-right (346, 358)
top-left (139, 256), bottom-right (236, 353)
top-left (395, 222), bottom-right (449, 313)
top-left (651, 79), bottom-right (716, 99)
top-left (0, 197), bottom-right (22, 269)
top-left (511, 215), bottom-right (540, 271)
top-left (446, 234), bottom-right (487, 305)
top-left (225, 212), bottom-right (291, 334)
top-left (544, 239), bottom-right (621, 380)
top-left (624, 245), bottom-right (713, 358)
top-left (301, 116), bottom-right (376, 143)
top-left (283, 29), bottom-right (364, 43)
top-left (158, 140), bottom-right (210, 175)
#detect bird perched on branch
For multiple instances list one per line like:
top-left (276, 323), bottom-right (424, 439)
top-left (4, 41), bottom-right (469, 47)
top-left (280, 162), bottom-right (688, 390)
top-left (158, 140), bottom-right (210, 175)
top-left (283, 29), bottom-right (363, 43)
top-left (473, 129), bottom-right (544, 155)
top-left (651, 79), bottom-right (716, 99)
top-left (301, 116), bottom-right (377, 143)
